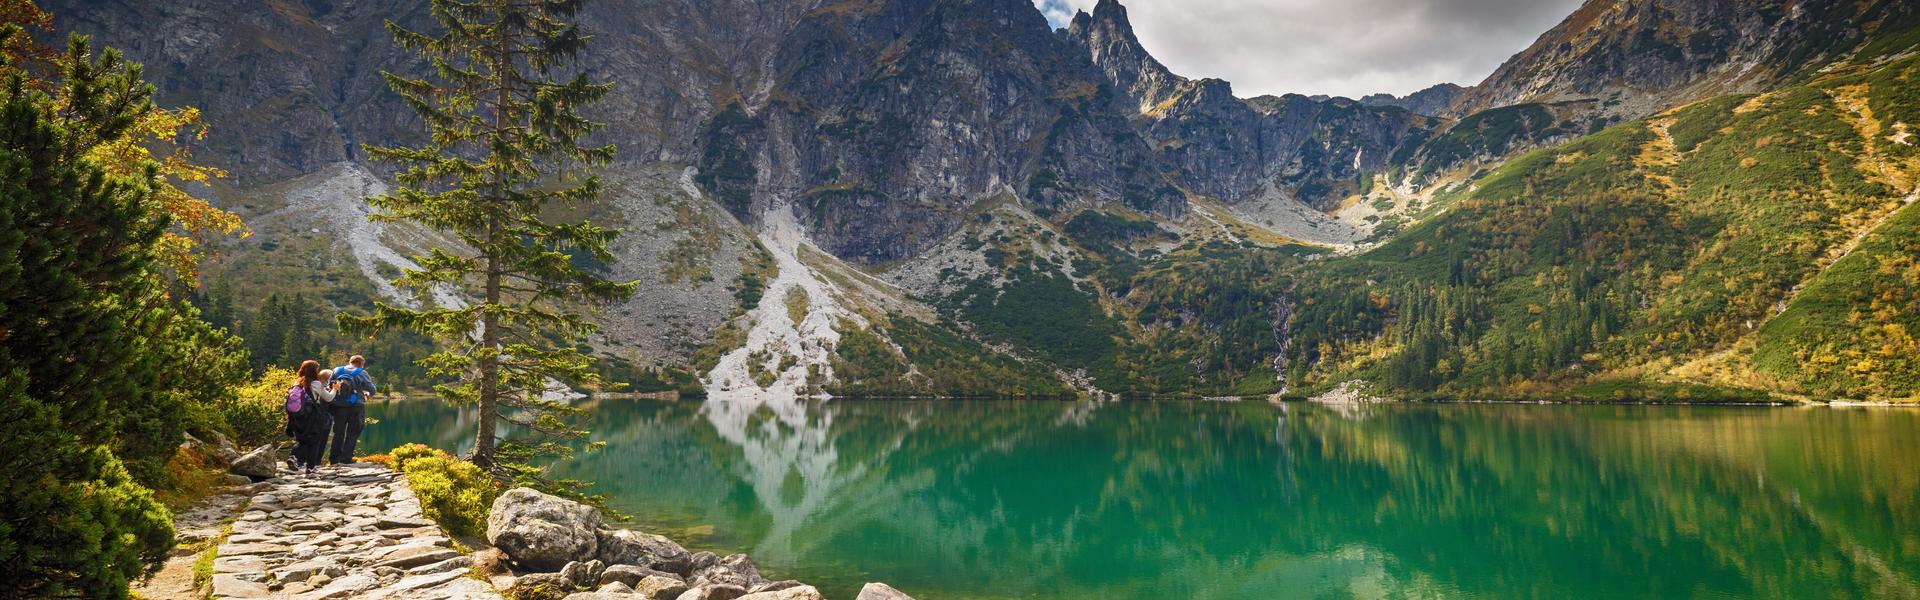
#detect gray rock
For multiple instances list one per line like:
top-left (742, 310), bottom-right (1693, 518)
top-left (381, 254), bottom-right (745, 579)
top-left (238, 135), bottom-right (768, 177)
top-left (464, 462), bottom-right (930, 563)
top-left (212, 554), bottom-right (267, 574)
top-left (294, 573), bottom-right (378, 600)
top-left (601, 564), bottom-right (682, 588)
top-left (684, 552), bottom-right (718, 574)
top-left (597, 528), bottom-right (693, 574)
top-left (375, 516), bottom-right (435, 529)
top-left (598, 581), bottom-right (635, 594)
top-left (737, 586), bottom-right (823, 600)
top-left (224, 473), bottom-right (253, 486)
top-left (487, 487), bottom-right (602, 570)
top-left (675, 584), bottom-right (748, 600)
top-left (211, 573), bottom-right (269, 598)
top-left (218, 542), bottom-right (291, 556)
top-left (748, 581), bottom-right (804, 594)
top-left (368, 540), bottom-right (445, 560)
top-left (408, 555), bottom-right (472, 575)
top-left (690, 554), bottom-right (765, 589)
top-left (272, 559), bottom-right (339, 584)
top-left (561, 559), bottom-right (607, 588)
top-left (389, 568), bottom-right (471, 593)
top-left (373, 545), bottom-right (461, 569)
top-left (491, 575), bottom-right (519, 592)
top-left (209, 430), bottom-right (242, 463)
top-left (230, 445), bottom-right (280, 480)
top-left (510, 572), bottom-right (584, 600)
top-left (855, 582), bottom-right (916, 600)
top-left (633, 576), bottom-right (692, 600)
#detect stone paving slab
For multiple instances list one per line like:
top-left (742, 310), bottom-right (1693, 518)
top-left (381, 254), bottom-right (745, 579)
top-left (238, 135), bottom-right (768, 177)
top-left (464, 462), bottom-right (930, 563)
top-left (210, 463), bottom-right (500, 600)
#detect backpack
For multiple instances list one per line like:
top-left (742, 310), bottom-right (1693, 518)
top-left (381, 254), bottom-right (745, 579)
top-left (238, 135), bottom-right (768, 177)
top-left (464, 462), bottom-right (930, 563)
top-left (333, 368), bottom-right (368, 405)
top-left (286, 384), bottom-right (309, 414)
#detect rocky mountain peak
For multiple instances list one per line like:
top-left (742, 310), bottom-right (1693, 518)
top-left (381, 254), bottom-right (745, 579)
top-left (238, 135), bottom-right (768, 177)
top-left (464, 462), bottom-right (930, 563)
top-left (1064, 0), bottom-right (1183, 115)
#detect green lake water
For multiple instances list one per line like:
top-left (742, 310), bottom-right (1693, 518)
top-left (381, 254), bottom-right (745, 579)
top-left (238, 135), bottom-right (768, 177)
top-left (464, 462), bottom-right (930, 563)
top-left (363, 397), bottom-right (1920, 599)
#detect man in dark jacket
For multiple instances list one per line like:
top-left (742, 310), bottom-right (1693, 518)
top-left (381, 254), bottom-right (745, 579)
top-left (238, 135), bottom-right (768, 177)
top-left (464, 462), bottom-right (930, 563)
top-left (327, 355), bottom-right (377, 465)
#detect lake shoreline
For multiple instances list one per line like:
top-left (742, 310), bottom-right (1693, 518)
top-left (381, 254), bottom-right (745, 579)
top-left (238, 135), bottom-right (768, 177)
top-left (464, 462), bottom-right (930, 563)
top-left (367, 391), bottom-right (1920, 407)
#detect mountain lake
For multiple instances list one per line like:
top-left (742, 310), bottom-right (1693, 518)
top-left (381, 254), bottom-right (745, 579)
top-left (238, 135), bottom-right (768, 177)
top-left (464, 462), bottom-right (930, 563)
top-left (363, 397), bottom-right (1920, 599)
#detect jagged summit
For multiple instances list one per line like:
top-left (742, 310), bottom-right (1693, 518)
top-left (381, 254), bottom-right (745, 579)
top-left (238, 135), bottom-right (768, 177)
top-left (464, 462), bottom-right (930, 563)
top-left (1065, 0), bottom-right (1184, 114)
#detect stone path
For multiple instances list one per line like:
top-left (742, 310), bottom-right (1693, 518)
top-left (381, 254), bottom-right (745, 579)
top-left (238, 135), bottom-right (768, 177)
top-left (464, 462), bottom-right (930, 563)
top-left (208, 463), bottom-right (500, 600)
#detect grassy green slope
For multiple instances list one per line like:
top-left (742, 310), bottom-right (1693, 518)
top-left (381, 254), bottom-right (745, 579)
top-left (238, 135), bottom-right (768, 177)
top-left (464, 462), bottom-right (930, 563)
top-left (902, 206), bottom-right (1318, 397)
top-left (1287, 49), bottom-right (1920, 401)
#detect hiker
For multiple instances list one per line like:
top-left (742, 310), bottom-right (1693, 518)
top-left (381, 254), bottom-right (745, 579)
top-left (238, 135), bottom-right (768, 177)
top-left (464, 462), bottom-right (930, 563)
top-left (327, 355), bottom-right (377, 466)
top-left (286, 360), bottom-right (334, 474)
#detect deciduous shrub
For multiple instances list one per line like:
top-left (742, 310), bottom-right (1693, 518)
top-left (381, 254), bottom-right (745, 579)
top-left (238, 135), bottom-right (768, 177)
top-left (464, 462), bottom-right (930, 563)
top-left (372, 444), bottom-right (500, 538)
top-left (218, 367), bottom-right (299, 446)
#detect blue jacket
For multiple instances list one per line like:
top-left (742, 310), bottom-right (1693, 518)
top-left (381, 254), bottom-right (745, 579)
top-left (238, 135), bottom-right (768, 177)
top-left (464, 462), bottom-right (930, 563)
top-left (332, 366), bottom-right (377, 404)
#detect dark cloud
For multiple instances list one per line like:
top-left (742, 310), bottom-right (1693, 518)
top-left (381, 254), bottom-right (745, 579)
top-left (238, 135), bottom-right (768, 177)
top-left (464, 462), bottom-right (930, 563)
top-left (1035, 0), bottom-right (1583, 99)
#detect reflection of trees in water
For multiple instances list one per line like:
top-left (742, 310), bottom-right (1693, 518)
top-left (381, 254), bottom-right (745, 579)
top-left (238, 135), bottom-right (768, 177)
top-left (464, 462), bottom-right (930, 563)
top-left (1285, 404), bottom-right (1920, 599)
top-left (377, 399), bottom-right (1920, 600)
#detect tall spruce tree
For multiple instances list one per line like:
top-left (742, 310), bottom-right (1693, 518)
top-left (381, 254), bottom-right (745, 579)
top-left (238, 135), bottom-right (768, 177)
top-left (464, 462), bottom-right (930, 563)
top-left (348, 0), bottom-right (633, 478)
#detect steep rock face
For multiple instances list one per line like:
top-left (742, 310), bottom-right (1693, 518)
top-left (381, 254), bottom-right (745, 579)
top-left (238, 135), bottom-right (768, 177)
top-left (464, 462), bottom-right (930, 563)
top-left (1064, 0), bottom-right (1183, 114)
top-left (48, 0), bottom-right (425, 183)
top-left (46, 0), bottom-right (820, 183)
top-left (710, 0), bottom-right (1183, 263)
top-left (1063, 0), bottom-right (1430, 210)
top-left (1450, 0), bottom-right (1919, 120)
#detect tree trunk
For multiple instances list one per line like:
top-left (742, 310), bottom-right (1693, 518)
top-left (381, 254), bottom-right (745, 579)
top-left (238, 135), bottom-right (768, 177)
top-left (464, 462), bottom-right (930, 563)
top-left (472, 5), bottom-right (511, 472)
top-left (475, 249), bottom-right (501, 471)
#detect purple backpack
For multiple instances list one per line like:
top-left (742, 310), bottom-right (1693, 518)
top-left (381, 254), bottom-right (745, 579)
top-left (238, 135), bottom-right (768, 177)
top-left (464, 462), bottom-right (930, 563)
top-left (286, 384), bottom-right (309, 414)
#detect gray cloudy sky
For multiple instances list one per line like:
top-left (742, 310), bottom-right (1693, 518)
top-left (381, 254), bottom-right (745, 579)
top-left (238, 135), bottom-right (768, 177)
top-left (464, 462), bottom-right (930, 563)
top-left (1034, 0), bottom-right (1584, 99)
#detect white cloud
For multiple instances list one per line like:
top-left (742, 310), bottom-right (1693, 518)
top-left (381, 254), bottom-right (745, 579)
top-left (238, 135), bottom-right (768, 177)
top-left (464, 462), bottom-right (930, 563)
top-left (1034, 0), bottom-right (1583, 99)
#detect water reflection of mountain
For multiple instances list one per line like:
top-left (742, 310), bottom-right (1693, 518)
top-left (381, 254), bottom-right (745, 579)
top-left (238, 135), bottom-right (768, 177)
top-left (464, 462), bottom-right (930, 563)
top-left (379, 399), bottom-right (1920, 600)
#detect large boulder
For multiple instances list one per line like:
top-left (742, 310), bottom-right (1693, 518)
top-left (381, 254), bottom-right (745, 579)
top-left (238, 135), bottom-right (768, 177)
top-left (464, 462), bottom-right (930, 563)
top-left (229, 445), bottom-right (279, 480)
top-left (597, 528), bottom-right (693, 574)
top-left (487, 488), bottom-right (603, 571)
top-left (690, 554), bottom-right (766, 589)
top-left (855, 583), bottom-right (916, 600)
